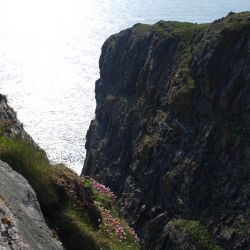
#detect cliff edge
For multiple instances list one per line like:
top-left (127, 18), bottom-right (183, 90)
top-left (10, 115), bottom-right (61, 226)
top-left (83, 12), bottom-right (250, 249)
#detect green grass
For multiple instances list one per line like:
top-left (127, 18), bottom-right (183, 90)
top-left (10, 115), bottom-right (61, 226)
top-left (57, 208), bottom-right (107, 250)
top-left (213, 12), bottom-right (250, 33)
top-left (174, 219), bottom-right (223, 250)
top-left (0, 136), bottom-right (57, 208)
top-left (0, 135), bottom-right (140, 250)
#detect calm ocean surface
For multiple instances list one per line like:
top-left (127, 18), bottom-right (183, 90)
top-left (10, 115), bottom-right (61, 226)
top-left (0, 0), bottom-right (249, 174)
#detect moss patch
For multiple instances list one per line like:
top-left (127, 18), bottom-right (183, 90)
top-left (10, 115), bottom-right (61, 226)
top-left (174, 219), bottom-right (223, 250)
top-left (138, 133), bottom-right (160, 152)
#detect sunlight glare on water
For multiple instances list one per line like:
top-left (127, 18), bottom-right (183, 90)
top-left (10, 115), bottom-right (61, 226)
top-left (0, 0), bottom-right (249, 174)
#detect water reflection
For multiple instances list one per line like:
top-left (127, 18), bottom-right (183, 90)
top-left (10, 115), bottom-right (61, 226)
top-left (0, 0), bottom-right (249, 173)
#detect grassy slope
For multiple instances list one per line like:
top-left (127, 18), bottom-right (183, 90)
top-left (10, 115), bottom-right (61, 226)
top-left (0, 135), bottom-right (140, 250)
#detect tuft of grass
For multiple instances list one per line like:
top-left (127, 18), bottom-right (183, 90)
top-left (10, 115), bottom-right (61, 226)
top-left (57, 208), bottom-right (108, 250)
top-left (0, 136), bottom-right (58, 208)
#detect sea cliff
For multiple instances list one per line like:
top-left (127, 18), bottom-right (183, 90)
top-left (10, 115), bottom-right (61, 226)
top-left (83, 12), bottom-right (250, 249)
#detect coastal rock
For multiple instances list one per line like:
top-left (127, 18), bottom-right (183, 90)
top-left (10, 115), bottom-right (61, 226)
top-left (0, 94), bottom-right (35, 142)
top-left (0, 160), bottom-right (63, 249)
top-left (83, 12), bottom-right (250, 249)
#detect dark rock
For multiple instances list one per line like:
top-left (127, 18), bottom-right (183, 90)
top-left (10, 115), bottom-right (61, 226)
top-left (0, 95), bottom-right (36, 143)
top-left (82, 12), bottom-right (250, 249)
top-left (227, 11), bottom-right (235, 16)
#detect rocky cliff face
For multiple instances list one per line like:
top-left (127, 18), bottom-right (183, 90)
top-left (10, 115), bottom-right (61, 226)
top-left (83, 12), bottom-right (250, 249)
top-left (0, 160), bottom-right (63, 250)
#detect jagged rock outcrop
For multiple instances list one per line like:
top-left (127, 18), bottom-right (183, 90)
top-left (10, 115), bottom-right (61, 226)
top-left (83, 12), bottom-right (250, 249)
top-left (0, 94), bottom-right (34, 142)
top-left (0, 160), bottom-right (63, 249)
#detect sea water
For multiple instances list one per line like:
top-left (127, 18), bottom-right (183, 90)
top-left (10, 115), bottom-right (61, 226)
top-left (0, 0), bottom-right (249, 174)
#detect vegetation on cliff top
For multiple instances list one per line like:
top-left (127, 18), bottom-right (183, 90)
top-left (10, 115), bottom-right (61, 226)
top-left (0, 134), bottom-right (140, 250)
top-left (132, 19), bottom-right (209, 116)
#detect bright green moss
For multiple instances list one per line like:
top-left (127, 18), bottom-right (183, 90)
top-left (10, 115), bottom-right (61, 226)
top-left (174, 219), bottom-right (223, 250)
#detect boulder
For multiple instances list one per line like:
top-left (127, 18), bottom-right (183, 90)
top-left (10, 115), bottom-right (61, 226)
top-left (0, 160), bottom-right (63, 250)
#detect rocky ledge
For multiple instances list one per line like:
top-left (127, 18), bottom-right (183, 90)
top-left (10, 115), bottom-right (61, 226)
top-left (83, 12), bottom-right (250, 249)
top-left (0, 94), bottom-right (35, 143)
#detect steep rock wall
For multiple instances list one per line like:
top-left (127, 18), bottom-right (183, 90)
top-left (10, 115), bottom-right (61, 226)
top-left (83, 12), bottom-right (250, 249)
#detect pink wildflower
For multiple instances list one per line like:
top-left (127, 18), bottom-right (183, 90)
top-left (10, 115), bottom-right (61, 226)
top-left (91, 179), bottom-right (116, 200)
top-left (100, 208), bottom-right (127, 241)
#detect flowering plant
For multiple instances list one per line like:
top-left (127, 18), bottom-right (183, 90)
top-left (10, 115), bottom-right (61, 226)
top-left (88, 177), bottom-right (140, 245)
top-left (91, 178), bottom-right (116, 201)
top-left (101, 208), bottom-right (126, 241)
